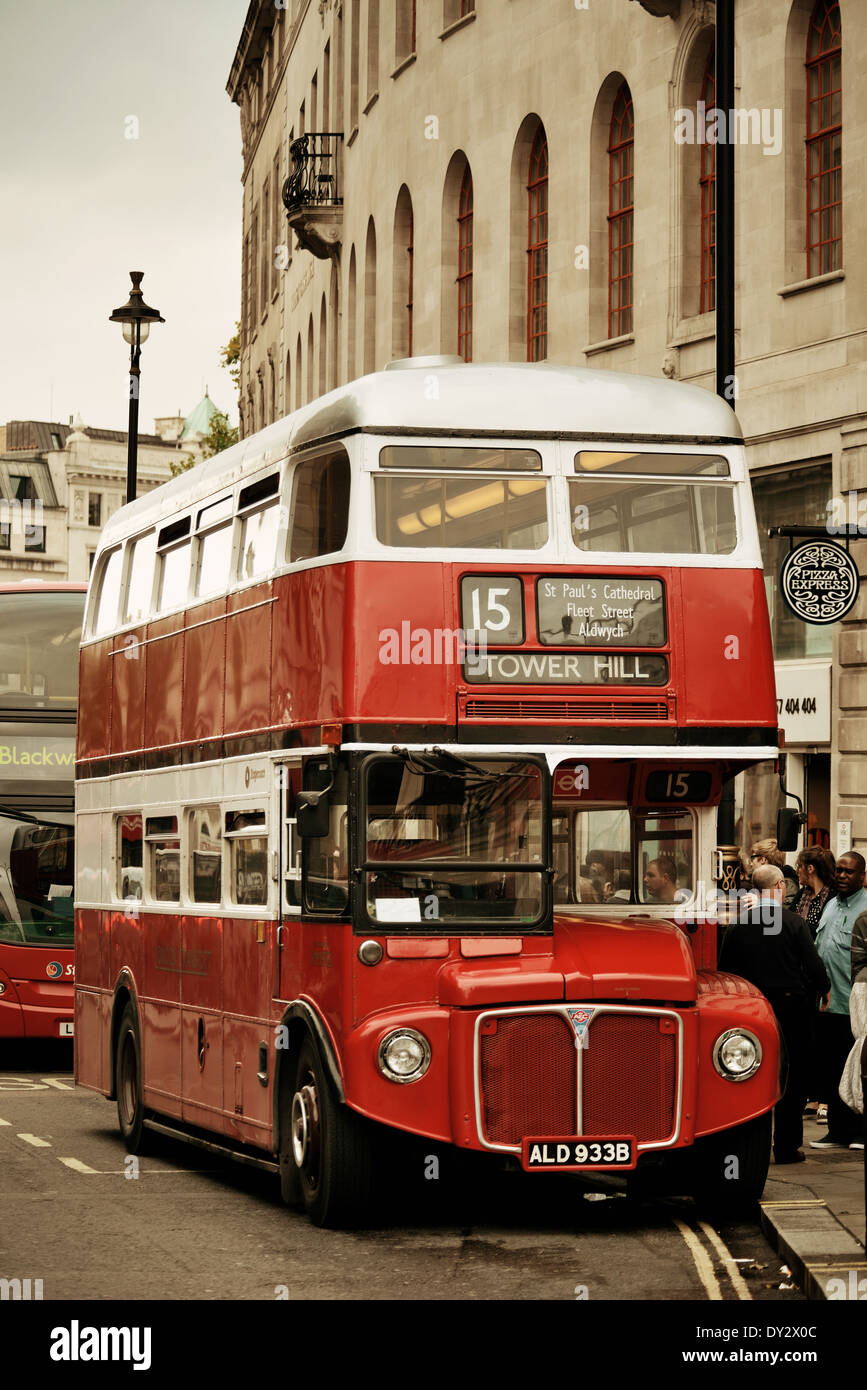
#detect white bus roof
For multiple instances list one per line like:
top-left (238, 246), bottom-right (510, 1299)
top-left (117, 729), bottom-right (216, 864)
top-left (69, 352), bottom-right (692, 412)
top-left (99, 361), bottom-right (742, 549)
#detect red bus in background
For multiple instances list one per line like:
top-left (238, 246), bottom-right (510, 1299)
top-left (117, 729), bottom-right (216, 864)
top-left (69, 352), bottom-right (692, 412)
top-left (74, 361), bottom-right (781, 1225)
top-left (0, 583), bottom-right (85, 1039)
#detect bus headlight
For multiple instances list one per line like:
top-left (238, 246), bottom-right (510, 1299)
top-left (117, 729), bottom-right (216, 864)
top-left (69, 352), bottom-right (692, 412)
top-left (377, 1029), bottom-right (431, 1084)
top-left (712, 1029), bottom-right (762, 1081)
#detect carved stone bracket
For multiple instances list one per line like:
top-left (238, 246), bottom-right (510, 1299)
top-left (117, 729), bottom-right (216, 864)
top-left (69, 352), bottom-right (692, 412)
top-left (286, 208), bottom-right (343, 262)
top-left (632, 0), bottom-right (682, 16)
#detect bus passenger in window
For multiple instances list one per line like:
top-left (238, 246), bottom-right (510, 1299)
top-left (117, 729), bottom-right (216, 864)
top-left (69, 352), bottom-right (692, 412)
top-left (644, 856), bottom-right (689, 906)
top-left (577, 876), bottom-right (599, 904)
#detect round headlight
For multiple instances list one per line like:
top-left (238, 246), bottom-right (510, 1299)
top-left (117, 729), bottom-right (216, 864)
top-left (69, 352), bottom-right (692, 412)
top-left (378, 1029), bottom-right (431, 1084)
top-left (0, 981), bottom-right (6, 995)
top-left (713, 1028), bottom-right (762, 1081)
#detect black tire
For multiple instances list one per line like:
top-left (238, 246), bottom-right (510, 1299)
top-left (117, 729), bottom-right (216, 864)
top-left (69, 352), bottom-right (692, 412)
top-left (288, 1036), bottom-right (376, 1228)
top-left (691, 1111), bottom-right (772, 1215)
top-left (115, 1002), bottom-right (147, 1154)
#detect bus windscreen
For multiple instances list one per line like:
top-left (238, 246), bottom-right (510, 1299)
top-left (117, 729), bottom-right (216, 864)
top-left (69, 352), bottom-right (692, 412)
top-left (0, 811), bottom-right (75, 946)
top-left (0, 591), bottom-right (83, 709)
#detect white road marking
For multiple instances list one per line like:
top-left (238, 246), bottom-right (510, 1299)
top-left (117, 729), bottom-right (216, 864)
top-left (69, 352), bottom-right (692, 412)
top-left (0, 1118), bottom-right (10, 1126)
top-left (698, 1220), bottom-right (753, 1300)
top-left (0, 1079), bottom-right (50, 1091)
top-left (58, 1157), bottom-right (99, 1174)
top-left (673, 1218), bottom-right (723, 1301)
top-left (41, 1078), bottom-right (73, 1090)
top-left (17, 1133), bottom-right (52, 1147)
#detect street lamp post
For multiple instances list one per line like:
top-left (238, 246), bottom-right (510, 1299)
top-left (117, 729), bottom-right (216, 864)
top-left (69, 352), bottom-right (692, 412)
top-left (109, 271), bottom-right (164, 504)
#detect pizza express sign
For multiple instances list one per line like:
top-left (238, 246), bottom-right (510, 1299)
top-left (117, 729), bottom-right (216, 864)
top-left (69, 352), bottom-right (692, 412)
top-left (780, 541), bottom-right (861, 625)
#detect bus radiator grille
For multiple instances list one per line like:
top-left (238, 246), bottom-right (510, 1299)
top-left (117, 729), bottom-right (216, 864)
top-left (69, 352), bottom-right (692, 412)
top-left (480, 1013), bottom-right (577, 1147)
top-left (461, 697), bottom-right (670, 722)
top-left (581, 1013), bottom-right (677, 1142)
top-left (478, 1010), bottom-right (677, 1148)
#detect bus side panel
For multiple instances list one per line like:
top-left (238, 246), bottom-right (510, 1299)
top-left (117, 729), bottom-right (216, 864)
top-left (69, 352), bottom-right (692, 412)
top-left (680, 569), bottom-right (777, 729)
top-left (144, 614), bottom-right (185, 752)
top-left (220, 913), bottom-right (274, 1145)
top-left (74, 983), bottom-right (110, 1092)
top-left (77, 640), bottom-right (113, 760)
top-left (119, 910), bottom-right (182, 1118)
top-left (226, 583), bottom-right (273, 735)
top-left (180, 912), bottom-right (224, 1128)
top-left (111, 625), bottom-right (146, 754)
top-left (350, 562), bottom-right (453, 722)
top-left (182, 599), bottom-right (227, 745)
top-left (271, 569), bottom-right (346, 728)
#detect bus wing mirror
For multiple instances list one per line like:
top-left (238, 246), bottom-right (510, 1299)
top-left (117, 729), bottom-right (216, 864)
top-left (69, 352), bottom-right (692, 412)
top-left (296, 790), bottom-right (330, 839)
top-left (776, 807), bottom-right (804, 853)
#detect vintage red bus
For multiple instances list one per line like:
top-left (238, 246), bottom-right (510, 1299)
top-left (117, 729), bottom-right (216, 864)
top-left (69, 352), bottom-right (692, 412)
top-left (74, 361), bottom-right (781, 1225)
top-left (0, 582), bottom-right (85, 1039)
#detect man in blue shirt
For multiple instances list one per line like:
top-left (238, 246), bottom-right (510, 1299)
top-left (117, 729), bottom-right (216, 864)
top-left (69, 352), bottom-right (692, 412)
top-left (810, 851), bottom-right (867, 1150)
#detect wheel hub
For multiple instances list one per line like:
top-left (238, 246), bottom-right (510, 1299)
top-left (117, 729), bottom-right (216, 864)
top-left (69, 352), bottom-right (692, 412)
top-left (291, 1080), bottom-right (320, 1177)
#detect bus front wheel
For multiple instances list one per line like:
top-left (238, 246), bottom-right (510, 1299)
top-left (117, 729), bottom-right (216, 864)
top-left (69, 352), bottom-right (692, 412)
top-left (288, 1036), bottom-right (376, 1228)
top-left (690, 1111), bottom-right (772, 1215)
top-left (116, 1002), bottom-right (147, 1154)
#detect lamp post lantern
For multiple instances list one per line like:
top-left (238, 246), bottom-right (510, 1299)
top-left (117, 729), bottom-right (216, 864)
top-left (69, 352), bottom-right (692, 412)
top-left (109, 271), bottom-right (164, 504)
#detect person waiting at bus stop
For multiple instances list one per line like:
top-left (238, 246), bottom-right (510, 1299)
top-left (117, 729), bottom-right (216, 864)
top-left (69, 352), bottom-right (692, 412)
top-left (811, 852), bottom-right (867, 1151)
top-left (719, 864), bottom-right (830, 1165)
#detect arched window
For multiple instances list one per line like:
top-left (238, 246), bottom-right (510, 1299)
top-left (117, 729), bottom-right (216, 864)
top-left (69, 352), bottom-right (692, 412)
top-left (364, 218), bottom-right (377, 374)
top-left (806, 0), bottom-right (842, 277)
top-left (608, 82), bottom-right (634, 338)
top-left (347, 246), bottom-right (357, 381)
top-left (700, 47), bottom-right (715, 313)
top-left (457, 165), bottom-right (473, 361)
top-left (527, 128), bottom-right (548, 361)
top-left (307, 315), bottom-right (315, 403)
top-left (319, 295), bottom-right (328, 397)
top-left (393, 188), bottom-right (413, 359)
top-left (295, 334), bottom-right (303, 409)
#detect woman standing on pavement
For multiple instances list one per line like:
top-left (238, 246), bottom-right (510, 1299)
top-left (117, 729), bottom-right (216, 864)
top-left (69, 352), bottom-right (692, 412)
top-left (793, 846), bottom-right (837, 939)
top-left (750, 839), bottom-right (799, 907)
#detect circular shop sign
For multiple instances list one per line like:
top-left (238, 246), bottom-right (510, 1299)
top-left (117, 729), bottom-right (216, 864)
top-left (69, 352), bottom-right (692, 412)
top-left (780, 540), bottom-right (860, 624)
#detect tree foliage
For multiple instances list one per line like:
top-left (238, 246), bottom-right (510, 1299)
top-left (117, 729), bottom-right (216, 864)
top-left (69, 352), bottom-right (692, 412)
top-left (221, 321), bottom-right (241, 394)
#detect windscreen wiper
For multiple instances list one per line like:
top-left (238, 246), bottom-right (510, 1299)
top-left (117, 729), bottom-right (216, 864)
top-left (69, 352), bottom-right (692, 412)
top-left (0, 806), bottom-right (72, 829)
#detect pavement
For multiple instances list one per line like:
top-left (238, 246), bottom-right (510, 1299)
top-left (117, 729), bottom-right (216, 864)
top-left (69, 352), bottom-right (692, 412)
top-left (759, 1110), bottom-right (867, 1301)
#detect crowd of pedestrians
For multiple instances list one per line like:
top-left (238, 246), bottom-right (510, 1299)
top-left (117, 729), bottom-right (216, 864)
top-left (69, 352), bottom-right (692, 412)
top-left (719, 839), bottom-right (866, 1166)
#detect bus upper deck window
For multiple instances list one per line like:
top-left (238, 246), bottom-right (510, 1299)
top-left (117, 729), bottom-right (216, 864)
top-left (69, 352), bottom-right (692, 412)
top-left (288, 451), bottom-right (350, 562)
top-left (92, 548), bottom-right (123, 635)
top-left (122, 531), bottom-right (156, 625)
top-left (571, 451), bottom-right (735, 556)
top-left (156, 516), bottom-right (192, 612)
top-left (238, 473), bottom-right (280, 581)
top-left (194, 498), bottom-right (234, 600)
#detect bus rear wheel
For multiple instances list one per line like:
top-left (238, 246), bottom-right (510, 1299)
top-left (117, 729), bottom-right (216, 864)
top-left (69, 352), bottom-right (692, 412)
top-left (288, 1036), bottom-right (376, 1228)
top-left (116, 1002), bottom-right (147, 1154)
top-left (690, 1111), bottom-right (772, 1215)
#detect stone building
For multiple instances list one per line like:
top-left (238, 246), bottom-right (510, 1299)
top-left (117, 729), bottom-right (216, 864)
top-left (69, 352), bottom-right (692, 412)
top-left (0, 417), bottom-right (193, 582)
top-left (227, 0), bottom-right (864, 857)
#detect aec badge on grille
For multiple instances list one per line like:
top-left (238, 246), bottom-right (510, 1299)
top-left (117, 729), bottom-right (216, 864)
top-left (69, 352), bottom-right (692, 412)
top-left (779, 541), bottom-right (860, 625)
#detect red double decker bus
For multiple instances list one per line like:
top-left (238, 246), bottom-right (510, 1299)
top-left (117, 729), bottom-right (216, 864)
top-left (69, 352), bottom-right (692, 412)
top-left (74, 361), bottom-right (781, 1225)
top-left (0, 582), bottom-right (85, 1039)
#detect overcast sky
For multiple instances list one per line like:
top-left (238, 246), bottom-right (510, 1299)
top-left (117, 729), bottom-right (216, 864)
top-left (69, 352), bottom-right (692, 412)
top-left (0, 0), bottom-right (244, 433)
